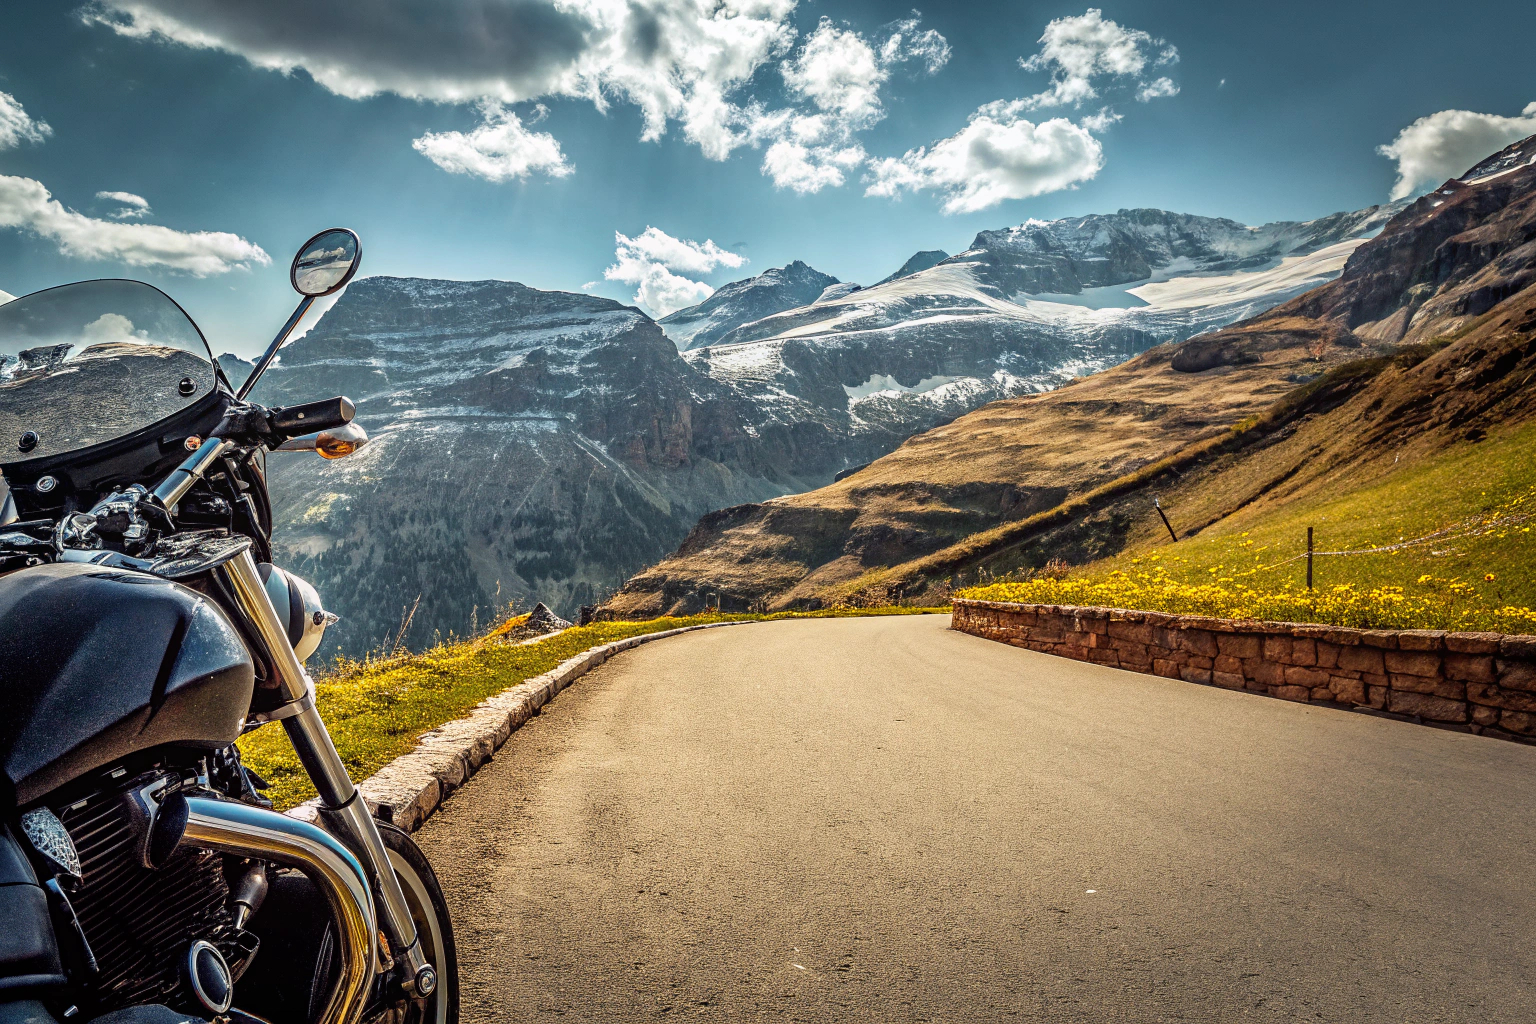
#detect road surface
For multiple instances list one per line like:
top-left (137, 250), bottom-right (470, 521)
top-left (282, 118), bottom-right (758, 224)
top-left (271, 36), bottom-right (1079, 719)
top-left (415, 614), bottom-right (1536, 1022)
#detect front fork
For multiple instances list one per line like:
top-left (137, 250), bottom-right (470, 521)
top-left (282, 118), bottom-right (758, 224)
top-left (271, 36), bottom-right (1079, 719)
top-left (220, 551), bottom-right (438, 1000)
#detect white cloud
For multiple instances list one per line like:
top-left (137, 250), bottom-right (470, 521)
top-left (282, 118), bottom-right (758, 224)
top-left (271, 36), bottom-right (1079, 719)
top-left (1016, 8), bottom-right (1176, 110)
top-left (83, 0), bottom-right (798, 166)
top-left (413, 102), bottom-right (572, 181)
top-left (1378, 102), bottom-right (1536, 200)
top-left (865, 114), bottom-right (1103, 214)
top-left (1079, 107), bottom-right (1121, 132)
top-left (603, 226), bottom-right (745, 316)
top-left (96, 190), bottom-right (152, 218)
top-left (0, 175), bottom-right (270, 275)
top-left (781, 19), bottom-right (887, 129)
top-left (762, 140), bottom-right (866, 193)
top-left (0, 91), bottom-right (52, 150)
top-left (1136, 77), bottom-right (1178, 102)
top-left (879, 16), bottom-right (950, 75)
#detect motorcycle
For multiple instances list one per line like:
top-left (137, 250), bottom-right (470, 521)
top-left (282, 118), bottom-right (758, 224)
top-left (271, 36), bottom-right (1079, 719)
top-left (0, 229), bottom-right (457, 1024)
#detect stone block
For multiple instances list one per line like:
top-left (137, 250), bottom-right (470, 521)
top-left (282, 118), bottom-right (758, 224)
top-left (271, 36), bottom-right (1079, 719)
top-left (1187, 655), bottom-right (1213, 670)
top-left (1247, 660), bottom-right (1284, 687)
top-left (1386, 690), bottom-right (1467, 722)
top-left (1177, 629), bottom-right (1219, 657)
top-left (1397, 630), bottom-right (1447, 651)
top-left (1338, 646), bottom-right (1386, 674)
top-left (1217, 635), bottom-right (1262, 659)
top-left (1112, 640), bottom-right (1150, 662)
top-left (1108, 620), bottom-right (1156, 644)
top-left (1314, 642), bottom-right (1340, 670)
top-left (1152, 658), bottom-right (1180, 678)
top-left (1385, 650), bottom-right (1442, 677)
top-left (1500, 710), bottom-right (1536, 734)
top-left (1328, 675), bottom-right (1366, 704)
top-left (1324, 628), bottom-right (1363, 646)
top-left (1283, 665), bottom-right (1329, 688)
top-left (1389, 673), bottom-right (1464, 699)
top-left (1290, 639), bottom-right (1317, 666)
top-left (1367, 684), bottom-right (1389, 709)
top-left (1496, 660), bottom-right (1536, 692)
top-left (1292, 624), bottom-right (1330, 640)
top-left (1212, 671), bottom-right (1246, 690)
top-left (1180, 666), bottom-right (1213, 685)
top-left (1472, 704), bottom-right (1500, 727)
top-left (1263, 636), bottom-right (1292, 662)
top-left (1445, 632), bottom-right (1502, 654)
top-left (1276, 684), bottom-right (1311, 702)
top-left (1465, 681), bottom-right (1536, 713)
top-left (1087, 648), bottom-right (1120, 666)
top-left (1213, 654), bottom-right (1243, 675)
top-left (1500, 636), bottom-right (1536, 659)
top-left (1310, 686), bottom-right (1334, 701)
top-left (1359, 631), bottom-right (1398, 649)
top-left (1442, 653), bottom-right (1497, 683)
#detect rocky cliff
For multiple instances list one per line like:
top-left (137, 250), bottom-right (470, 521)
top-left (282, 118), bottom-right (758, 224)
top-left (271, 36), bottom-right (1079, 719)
top-left (657, 261), bottom-right (839, 351)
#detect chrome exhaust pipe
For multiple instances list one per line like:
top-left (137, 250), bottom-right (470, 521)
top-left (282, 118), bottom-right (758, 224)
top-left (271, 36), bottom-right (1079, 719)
top-left (180, 796), bottom-right (377, 1024)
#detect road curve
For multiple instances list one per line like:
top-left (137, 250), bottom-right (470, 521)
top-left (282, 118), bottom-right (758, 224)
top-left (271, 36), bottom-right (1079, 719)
top-left (415, 614), bottom-right (1536, 1022)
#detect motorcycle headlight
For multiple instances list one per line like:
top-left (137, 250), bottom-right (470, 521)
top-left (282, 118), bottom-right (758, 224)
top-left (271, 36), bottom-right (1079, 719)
top-left (259, 564), bottom-right (337, 663)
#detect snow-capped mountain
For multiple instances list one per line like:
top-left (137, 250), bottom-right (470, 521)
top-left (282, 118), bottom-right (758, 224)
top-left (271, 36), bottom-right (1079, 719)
top-left (248, 200), bottom-right (1405, 654)
top-left (657, 260), bottom-right (838, 351)
top-left (876, 250), bottom-right (949, 286)
top-left (684, 202), bottom-right (1407, 451)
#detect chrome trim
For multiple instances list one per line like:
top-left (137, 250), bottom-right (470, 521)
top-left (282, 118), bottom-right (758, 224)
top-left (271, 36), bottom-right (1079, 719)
top-left (152, 436), bottom-right (233, 509)
top-left (181, 796), bottom-right (375, 1024)
top-left (185, 939), bottom-right (233, 1014)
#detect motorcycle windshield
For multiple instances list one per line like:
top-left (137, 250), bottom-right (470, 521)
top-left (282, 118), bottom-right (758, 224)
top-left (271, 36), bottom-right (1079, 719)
top-left (0, 280), bottom-right (219, 461)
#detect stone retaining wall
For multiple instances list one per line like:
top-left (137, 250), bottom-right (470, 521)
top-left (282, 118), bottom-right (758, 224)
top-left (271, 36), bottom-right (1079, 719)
top-left (953, 598), bottom-right (1536, 742)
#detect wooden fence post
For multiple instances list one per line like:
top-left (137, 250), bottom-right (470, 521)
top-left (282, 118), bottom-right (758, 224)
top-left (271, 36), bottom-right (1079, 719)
top-left (1306, 527), bottom-right (1314, 590)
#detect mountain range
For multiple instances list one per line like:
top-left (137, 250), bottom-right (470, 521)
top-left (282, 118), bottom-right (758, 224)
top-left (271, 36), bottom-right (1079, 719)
top-left (236, 197), bottom-right (1411, 656)
top-left (602, 133), bottom-right (1536, 617)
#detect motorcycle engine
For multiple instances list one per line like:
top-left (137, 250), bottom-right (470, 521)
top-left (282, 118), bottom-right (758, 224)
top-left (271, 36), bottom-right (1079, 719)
top-left (49, 761), bottom-right (257, 1017)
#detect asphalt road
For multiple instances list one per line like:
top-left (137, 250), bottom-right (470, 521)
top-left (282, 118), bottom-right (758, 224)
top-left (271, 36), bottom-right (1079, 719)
top-left (415, 614), bottom-right (1536, 1022)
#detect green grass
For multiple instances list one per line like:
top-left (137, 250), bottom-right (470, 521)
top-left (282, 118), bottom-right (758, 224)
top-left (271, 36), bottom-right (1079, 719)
top-left (239, 606), bottom-right (944, 810)
top-left (962, 420), bottom-right (1536, 632)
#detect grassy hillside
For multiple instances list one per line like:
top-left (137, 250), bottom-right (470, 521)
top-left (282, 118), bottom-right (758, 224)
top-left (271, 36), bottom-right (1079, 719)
top-left (961, 415), bottom-right (1536, 633)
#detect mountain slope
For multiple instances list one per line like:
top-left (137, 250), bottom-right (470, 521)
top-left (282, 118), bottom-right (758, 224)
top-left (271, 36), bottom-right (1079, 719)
top-left (876, 250), bottom-right (949, 285)
top-left (601, 137), bottom-right (1536, 617)
top-left (657, 261), bottom-right (838, 351)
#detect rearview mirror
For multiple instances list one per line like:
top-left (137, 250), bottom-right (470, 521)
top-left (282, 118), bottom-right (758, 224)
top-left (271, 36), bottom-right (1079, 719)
top-left (291, 228), bottom-right (361, 297)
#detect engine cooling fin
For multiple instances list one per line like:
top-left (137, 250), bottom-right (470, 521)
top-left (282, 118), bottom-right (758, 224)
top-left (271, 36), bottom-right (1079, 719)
top-left (58, 770), bottom-right (246, 1014)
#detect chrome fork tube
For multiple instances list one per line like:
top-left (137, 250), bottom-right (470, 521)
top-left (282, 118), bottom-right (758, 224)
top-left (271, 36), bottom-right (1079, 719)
top-left (219, 550), bottom-right (434, 993)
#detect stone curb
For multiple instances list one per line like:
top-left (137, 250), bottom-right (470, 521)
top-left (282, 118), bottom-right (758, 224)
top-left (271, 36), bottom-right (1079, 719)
top-left (287, 620), bottom-right (754, 832)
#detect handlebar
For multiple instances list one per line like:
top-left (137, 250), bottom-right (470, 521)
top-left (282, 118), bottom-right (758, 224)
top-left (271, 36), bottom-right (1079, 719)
top-left (270, 397), bottom-right (355, 438)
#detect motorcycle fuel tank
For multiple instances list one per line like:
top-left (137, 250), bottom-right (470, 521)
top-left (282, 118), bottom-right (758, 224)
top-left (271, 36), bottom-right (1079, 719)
top-left (0, 563), bottom-right (254, 806)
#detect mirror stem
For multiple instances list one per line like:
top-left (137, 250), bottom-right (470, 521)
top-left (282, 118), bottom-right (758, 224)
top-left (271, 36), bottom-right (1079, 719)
top-left (237, 294), bottom-right (314, 401)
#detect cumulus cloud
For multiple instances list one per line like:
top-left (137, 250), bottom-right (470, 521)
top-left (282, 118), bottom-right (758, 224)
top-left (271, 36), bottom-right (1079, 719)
top-left (865, 114), bottom-right (1103, 214)
top-left (96, 190), bottom-right (152, 218)
top-left (0, 91), bottom-right (52, 150)
top-left (82, 0), bottom-right (797, 166)
top-left (1016, 8), bottom-right (1176, 110)
top-left (603, 226), bottom-right (745, 316)
top-left (1378, 102), bottom-right (1536, 200)
top-left (413, 102), bottom-right (572, 181)
top-left (1136, 77), bottom-right (1178, 102)
top-left (762, 140), bottom-right (866, 193)
top-left (748, 14), bottom-right (946, 193)
top-left (0, 175), bottom-right (269, 275)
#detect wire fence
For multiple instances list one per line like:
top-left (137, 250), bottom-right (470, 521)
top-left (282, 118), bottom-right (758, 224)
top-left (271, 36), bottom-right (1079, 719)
top-left (1223, 509), bottom-right (1535, 579)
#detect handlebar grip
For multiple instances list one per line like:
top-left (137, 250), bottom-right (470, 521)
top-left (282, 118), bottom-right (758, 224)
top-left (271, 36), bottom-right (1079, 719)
top-left (270, 397), bottom-right (355, 438)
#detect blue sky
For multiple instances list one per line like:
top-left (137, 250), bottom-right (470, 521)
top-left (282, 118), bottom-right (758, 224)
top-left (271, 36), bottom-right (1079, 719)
top-left (1, 0), bottom-right (1534, 357)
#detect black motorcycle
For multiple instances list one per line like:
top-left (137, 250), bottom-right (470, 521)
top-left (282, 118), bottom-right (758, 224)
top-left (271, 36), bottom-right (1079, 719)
top-left (0, 230), bottom-right (457, 1024)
